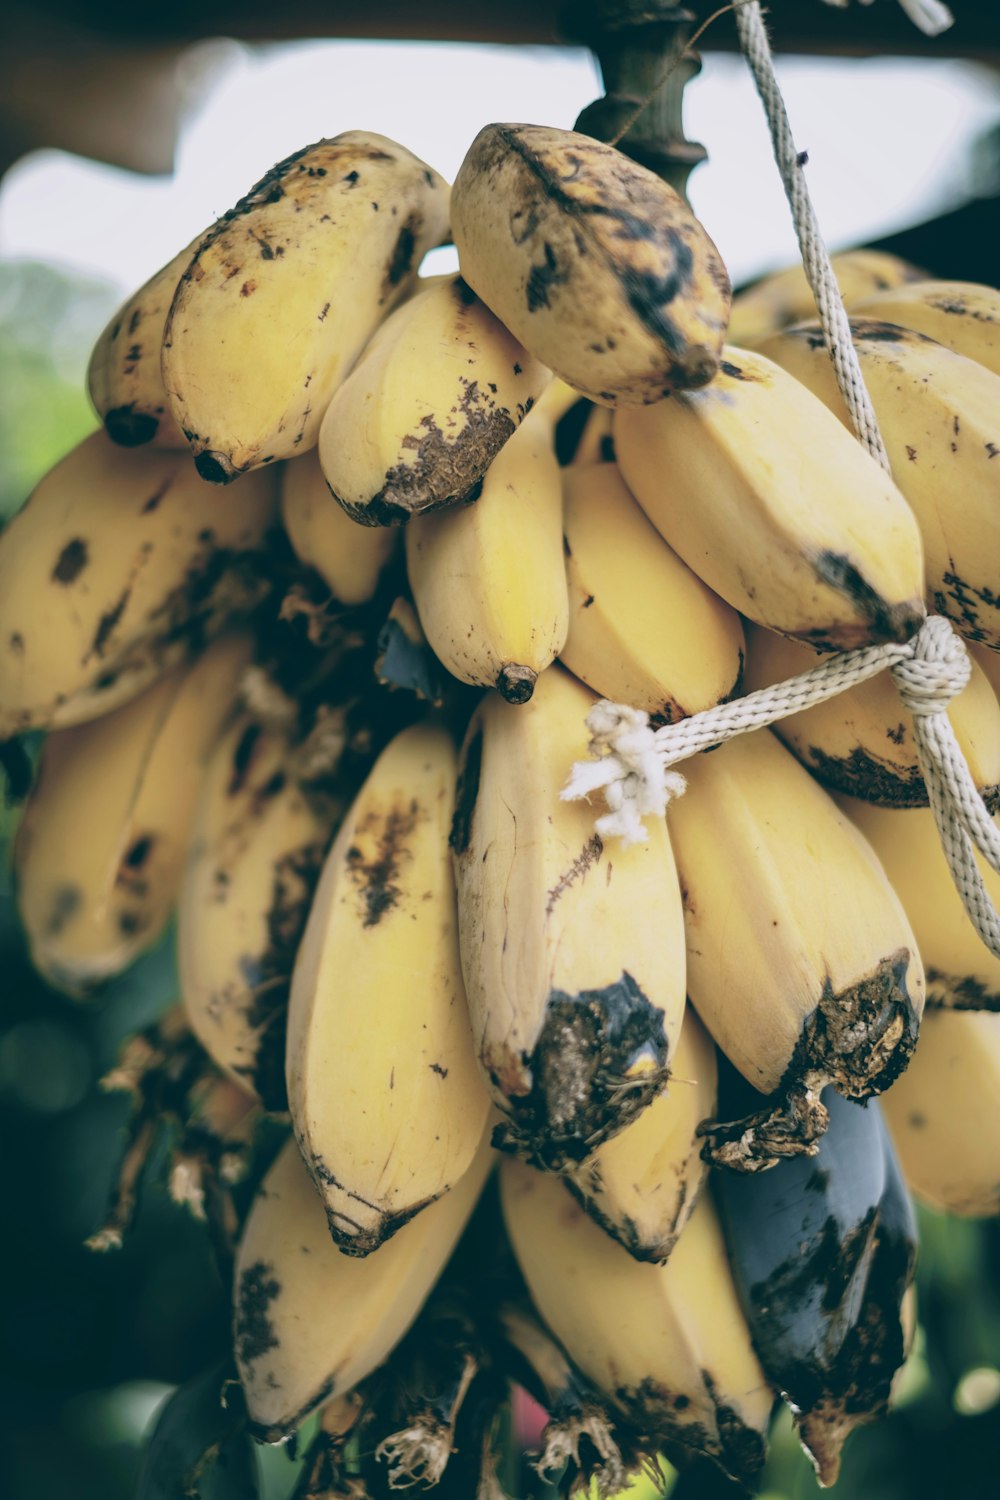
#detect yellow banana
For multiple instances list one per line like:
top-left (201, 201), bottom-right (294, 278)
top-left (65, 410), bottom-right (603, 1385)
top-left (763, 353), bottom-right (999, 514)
top-left (560, 461), bottom-right (745, 720)
top-left (179, 712), bottom-right (346, 1109)
top-left (836, 798), bottom-right (1000, 1011)
top-left (880, 1009), bottom-right (1000, 1216)
top-left (405, 408), bottom-right (568, 703)
top-left (614, 346), bottom-right (925, 651)
top-left (850, 280), bottom-right (1000, 376)
top-left (14, 633), bottom-right (251, 995)
top-left (286, 722), bottom-right (491, 1254)
top-left (971, 640), bottom-right (1000, 694)
top-left (87, 237), bottom-right (201, 448)
top-left (563, 1004), bottom-right (717, 1263)
top-left (281, 448), bottom-right (399, 607)
top-left (318, 273), bottom-right (550, 526)
top-left (0, 430), bottom-right (277, 738)
top-left (728, 249), bottom-right (924, 347)
top-left (234, 1130), bottom-right (494, 1442)
top-left (500, 1158), bottom-right (772, 1484)
top-left (451, 664), bottom-right (686, 1169)
top-left (758, 320), bottom-right (1000, 648)
top-left (743, 622), bottom-right (1000, 810)
top-left (162, 132), bottom-right (451, 484)
top-left (451, 124), bottom-right (730, 405)
top-left (665, 731), bottom-right (925, 1169)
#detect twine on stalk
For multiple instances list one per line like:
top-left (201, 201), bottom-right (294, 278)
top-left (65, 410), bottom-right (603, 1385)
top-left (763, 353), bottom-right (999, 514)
top-left (563, 0), bottom-right (1000, 962)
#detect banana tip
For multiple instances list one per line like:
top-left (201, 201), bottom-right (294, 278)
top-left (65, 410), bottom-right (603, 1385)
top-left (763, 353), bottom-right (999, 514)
top-left (195, 450), bottom-right (240, 486)
top-left (496, 663), bottom-right (537, 704)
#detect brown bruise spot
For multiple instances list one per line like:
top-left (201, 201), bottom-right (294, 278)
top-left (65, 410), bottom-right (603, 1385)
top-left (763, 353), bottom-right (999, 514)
top-left (228, 723), bottom-right (263, 796)
top-left (933, 571), bottom-right (1000, 647)
top-left (345, 800), bottom-right (419, 928)
top-left (88, 587), bottom-right (132, 659)
top-left (545, 835), bottom-right (603, 916)
top-left (383, 211), bottom-right (422, 292)
top-left (788, 742), bottom-right (928, 808)
top-left (52, 538), bottom-right (89, 584)
top-left (45, 883), bottom-right (82, 937)
top-left (806, 551), bottom-right (924, 648)
top-left (490, 972), bottom-right (669, 1170)
top-left (141, 477), bottom-right (173, 513)
top-left (240, 280), bottom-right (257, 297)
top-left (925, 966), bottom-right (1000, 1011)
top-left (9, 632), bottom-right (24, 656)
top-left (236, 1260), bottom-right (282, 1365)
top-left (449, 728), bottom-right (482, 856)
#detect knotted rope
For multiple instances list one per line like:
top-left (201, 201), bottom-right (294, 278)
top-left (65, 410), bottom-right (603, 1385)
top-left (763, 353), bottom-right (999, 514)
top-left (563, 0), bottom-right (1000, 962)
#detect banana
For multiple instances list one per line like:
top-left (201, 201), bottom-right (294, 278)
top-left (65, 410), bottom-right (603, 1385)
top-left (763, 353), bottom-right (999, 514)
top-left (758, 320), bottom-right (1000, 649)
top-left (850, 280), bottom-right (1000, 376)
top-left (562, 1005), bottom-right (717, 1264)
top-left (614, 347), bottom-right (925, 651)
top-left (451, 124), bottom-right (731, 406)
top-left (162, 132), bottom-right (451, 484)
top-left (836, 798), bottom-right (1000, 1011)
top-left (500, 1157), bottom-right (772, 1484)
top-left (234, 1130), bottom-right (494, 1442)
top-left (665, 730), bottom-right (925, 1170)
top-left (318, 273), bottom-right (550, 526)
top-left (728, 249), bottom-right (924, 347)
top-left (87, 238), bottom-right (201, 448)
top-left (880, 1009), bottom-right (1000, 1216)
top-left (0, 430), bottom-right (277, 738)
top-left (281, 447), bottom-right (399, 607)
top-left (715, 1086), bottom-right (917, 1486)
top-left (286, 721), bottom-right (491, 1254)
top-left (14, 632), bottom-right (251, 995)
top-left (405, 408), bottom-right (568, 703)
top-left (452, 664), bottom-right (687, 1169)
top-left (560, 462), bottom-right (745, 720)
top-left (743, 621), bottom-right (1000, 810)
top-left (971, 641), bottom-right (1000, 694)
top-left (179, 711), bottom-right (346, 1110)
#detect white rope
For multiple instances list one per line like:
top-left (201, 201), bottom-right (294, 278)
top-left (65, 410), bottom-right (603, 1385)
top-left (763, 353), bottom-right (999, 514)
top-left (819, 0), bottom-right (955, 39)
top-left (563, 1), bottom-right (1000, 963)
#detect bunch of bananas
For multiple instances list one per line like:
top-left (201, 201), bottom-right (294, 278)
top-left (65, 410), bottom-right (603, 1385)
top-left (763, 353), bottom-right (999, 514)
top-left (4, 119), bottom-right (1000, 1498)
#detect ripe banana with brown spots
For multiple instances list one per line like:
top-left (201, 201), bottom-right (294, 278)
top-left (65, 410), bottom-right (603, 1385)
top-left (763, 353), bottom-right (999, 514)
top-left (563, 1004), bottom-right (717, 1264)
top-left (451, 123), bottom-right (730, 406)
top-left (614, 346), bottom-right (926, 650)
top-left (14, 632), bottom-right (252, 995)
top-left (880, 1008), bottom-right (1000, 1216)
top-left (849, 279), bottom-right (1000, 376)
top-left (286, 721), bottom-right (491, 1255)
top-left (179, 711), bottom-right (346, 1110)
top-left (758, 320), bottom-right (1000, 648)
top-left (162, 132), bottom-right (451, 485)
top-left (318, 272), bottom-right (550, 526)
top-left (666, 730), bottom-right (925, 1171)
top-left (281, 447), bottom-right (399, 607)
top-left (500, 1157), bottom-right (773, 1485)
top-left (405, 405), bottom-right (568, 703)
top-left (234, 1129), bottom-right (494, 1442)
top-left (559, 461), bottom-right (745, 720)
top-left (451, 663), bottom-right (687, 1170)
top-left (837, 797), bottom-right (1000, 1012)
top-left (743, 621), bottom-right (1000, 810)
top-left (88, 237), bottom-right (201, 448)
top-left (0, 430), bottom-right (277, 738)
top-left (728, 248), bottom-right (924, 347)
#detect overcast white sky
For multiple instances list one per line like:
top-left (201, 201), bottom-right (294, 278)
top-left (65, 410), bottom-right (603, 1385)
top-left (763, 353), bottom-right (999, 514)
top-left (0, 40), bottom-right (997, 296)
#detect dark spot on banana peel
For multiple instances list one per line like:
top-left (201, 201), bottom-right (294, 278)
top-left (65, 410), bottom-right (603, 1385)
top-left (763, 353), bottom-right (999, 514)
top-left (345, 801), bottom-right (419, 928)
top-left (809, 551), bottom-right (924, 647)
top-left (385, 212), bottom-right (422, 290)
top-left (86, 587), bottom-right (131, 660)
top-left (117, 908), bottom-right (149, 938)
top-left (719, 360), bottom-right (760, 382)
top-left (496, 663), bottom-right (537, 704)
top-left (526, 241), bottom-right (569, 312)
top-left (45, 883), bottom-right (82, 937)
top-left (545, 835), bottom-right (603, 917)
top-left (490, 973), bottom-right (669, 1170)
top-left (785, 742), bottom-right (929, 808)
top-left (934, 573), bottom-right (999, 646)
top-left (229, 724), bottom-right (263, 796)
top-left (236, 1260), bottom-right (282, 1365)
top-left (52, 538), bottom-right (89, 585)
top-left (613, 1374), bottom-right (765, 1486)
top-left (105, 406), bottom-right (160, 446)
top-left (450, 729), bottom-right (482, 856)
top-left (925, 967), bottom-right (1000, 1011)
top-left (360, 394), bottom-right (517, 524)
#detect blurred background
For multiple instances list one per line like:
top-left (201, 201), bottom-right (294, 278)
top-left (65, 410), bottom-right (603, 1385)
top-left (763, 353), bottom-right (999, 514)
top-left (1, 2), bottom-right (1000, 1496)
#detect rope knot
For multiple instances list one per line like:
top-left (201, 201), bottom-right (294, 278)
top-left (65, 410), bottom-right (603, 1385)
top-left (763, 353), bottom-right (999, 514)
top-left (890, 615), bottom-right (971, 718)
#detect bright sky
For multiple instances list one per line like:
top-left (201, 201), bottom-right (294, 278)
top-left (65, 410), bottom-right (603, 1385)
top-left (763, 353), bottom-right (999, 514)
top-left (0, 39), bottom-right (996, 297)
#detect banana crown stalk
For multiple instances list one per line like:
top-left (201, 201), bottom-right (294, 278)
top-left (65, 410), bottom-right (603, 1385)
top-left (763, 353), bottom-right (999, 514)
top-left (0, 429), bottom-right (278, 737)
top-left (15, 631), bottom-right (253, 995)
top-left (286, 720), bottom-right (492, 1254)
top-left (614, 345), bottom-right (926, 651)
top-left (233, 1130), bottom-right (494, 1442)
top-left (451, 123), bottom-right (731, 406)
top-left (451, 663), bottom-right (686, 1169)
top-left (162, 131), bottom-right (452, 484)
top-left (319, 272), bottom-right (551, 526)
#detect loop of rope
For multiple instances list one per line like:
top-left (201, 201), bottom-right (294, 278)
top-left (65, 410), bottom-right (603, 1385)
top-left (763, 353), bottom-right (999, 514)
top-left (563, 3), bottom-right (1000, 961)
